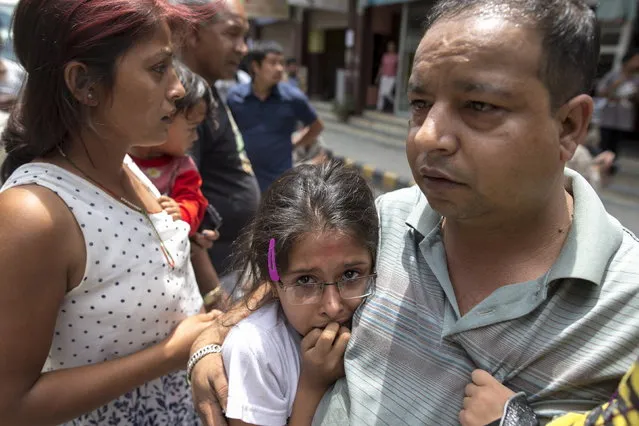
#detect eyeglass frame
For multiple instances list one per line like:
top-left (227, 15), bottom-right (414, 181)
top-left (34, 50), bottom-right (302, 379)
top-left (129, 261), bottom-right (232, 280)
top-left (275, 273), bottom-right (377, 305)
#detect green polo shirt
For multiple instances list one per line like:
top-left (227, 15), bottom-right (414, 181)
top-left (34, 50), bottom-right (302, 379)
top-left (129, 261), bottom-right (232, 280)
top-left (314, 169), bottom-right (639, 425)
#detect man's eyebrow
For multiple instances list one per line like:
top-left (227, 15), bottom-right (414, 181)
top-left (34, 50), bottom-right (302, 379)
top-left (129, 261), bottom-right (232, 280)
top-left (407, 80), bottom-right (428, 95)
top-left (454, 81), bottom-right (515, 99)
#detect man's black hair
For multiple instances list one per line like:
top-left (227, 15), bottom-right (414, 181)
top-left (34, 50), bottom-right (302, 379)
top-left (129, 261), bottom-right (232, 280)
top-left (427, 0), bottom-right (600, 109)
top-left (247, 41), bottom-right (284, 76)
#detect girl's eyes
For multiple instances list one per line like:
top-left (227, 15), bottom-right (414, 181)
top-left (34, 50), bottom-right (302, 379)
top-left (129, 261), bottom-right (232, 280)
top-left (342, 270), bottom-right (361, 281)
top-left (295, 275), bottom-right (318, 286)
top-left (291, 270), bottom-right (363, 286)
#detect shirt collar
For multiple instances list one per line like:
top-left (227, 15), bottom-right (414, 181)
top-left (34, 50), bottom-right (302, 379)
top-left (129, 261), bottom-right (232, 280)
top-left (248, 82), bottom-right (281, 100)
top-left (405, 169), bottom-right (624, 286)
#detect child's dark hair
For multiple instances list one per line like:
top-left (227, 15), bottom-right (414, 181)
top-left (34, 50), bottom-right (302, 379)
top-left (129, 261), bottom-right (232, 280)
top-left (173, 60), bottom-right (216, 117)
top-left (230, 161), bottom-right (379, 303)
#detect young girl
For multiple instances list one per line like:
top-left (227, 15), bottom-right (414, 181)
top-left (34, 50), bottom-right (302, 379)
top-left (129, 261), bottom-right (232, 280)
top-left (130, 60), bottom-right (227, 310)
top-left (221, 161), bottom-right (379, 426)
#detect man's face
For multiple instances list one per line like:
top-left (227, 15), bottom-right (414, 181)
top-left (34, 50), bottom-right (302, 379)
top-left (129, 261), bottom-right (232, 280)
top-left (254, 52), bottom-right (284, 87)
top-left (406, 16), bottom-right (565, 222)
top-left (190, 1), bottom-right (249, 82)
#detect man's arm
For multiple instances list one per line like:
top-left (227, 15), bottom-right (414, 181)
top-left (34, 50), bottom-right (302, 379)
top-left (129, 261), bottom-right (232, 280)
top-left (293, 119), bottom-right (324, 150)
top-left (291, 89), bottom-right (324, 150)
top-left (189, 285), bottom-right (271, 426)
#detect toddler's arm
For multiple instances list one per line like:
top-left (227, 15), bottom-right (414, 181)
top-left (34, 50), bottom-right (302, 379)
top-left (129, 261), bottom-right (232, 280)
top-left (459, 369), bottom-right (516, 426)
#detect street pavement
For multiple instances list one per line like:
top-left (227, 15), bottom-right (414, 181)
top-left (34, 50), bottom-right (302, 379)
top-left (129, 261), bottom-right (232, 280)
top-left (317, 104), bottom-right (639, 236)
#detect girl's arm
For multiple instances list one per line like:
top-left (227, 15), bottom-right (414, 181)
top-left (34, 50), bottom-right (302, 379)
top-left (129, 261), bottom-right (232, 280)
top-left (169, 157), bottom-right (208, 236)
top-left (0, 186), bottom-right (215, 425)
top-left (288, 324), bottom-right (351, 426)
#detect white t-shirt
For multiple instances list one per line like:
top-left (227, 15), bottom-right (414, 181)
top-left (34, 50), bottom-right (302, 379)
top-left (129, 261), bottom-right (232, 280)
top-left (223, 301), bottom-right (302, 426)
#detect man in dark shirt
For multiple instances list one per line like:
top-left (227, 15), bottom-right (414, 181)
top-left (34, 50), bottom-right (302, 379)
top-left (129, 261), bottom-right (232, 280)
top-left (174, 0), bottom-right (260, 287)
top-left (227, 42), bottom-right (324, 192)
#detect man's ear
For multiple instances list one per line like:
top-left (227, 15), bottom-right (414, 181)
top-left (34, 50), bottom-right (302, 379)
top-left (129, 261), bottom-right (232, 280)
top-left (251, 59), bottom-right (260, 76)
top-left (555, 94), bottom-right (594, 162)
top-left (184, 26), bottom-right (200, 50)
top-left (64, 61), bottom-right (98, 107)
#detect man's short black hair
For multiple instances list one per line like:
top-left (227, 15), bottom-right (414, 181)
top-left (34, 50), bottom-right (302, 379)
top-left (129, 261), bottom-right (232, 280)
top-left (286, 57), bottom-right (297, 66)
top-left (247, 41), bottom-right (284, 74)
top-left (427, 0), bottom-right (600, 110)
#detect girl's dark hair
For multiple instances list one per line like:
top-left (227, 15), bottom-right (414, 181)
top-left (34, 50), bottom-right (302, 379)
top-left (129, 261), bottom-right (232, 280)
top-left (173, 60), bottom-right (216, 117)
top-left (230, 161), bottom-right (379, 302)
top-left (0, 0), bottom-right (217, 182)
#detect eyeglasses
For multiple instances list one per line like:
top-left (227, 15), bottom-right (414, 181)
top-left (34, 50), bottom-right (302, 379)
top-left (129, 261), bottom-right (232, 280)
top-left (277, 274), bottom-right (376, 306)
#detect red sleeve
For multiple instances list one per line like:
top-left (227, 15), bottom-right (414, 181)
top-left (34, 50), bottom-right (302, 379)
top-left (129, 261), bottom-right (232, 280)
top-left (170, 168), bottom-right (208, 236)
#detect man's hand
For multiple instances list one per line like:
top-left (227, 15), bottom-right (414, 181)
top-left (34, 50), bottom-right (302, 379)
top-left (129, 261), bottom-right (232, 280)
top-left (459, 369), bottom-right (516, 426)
top-left (190, 322), bottom-right (229, 426)
top-left (158, 196), bottom-right (182, 221)
top-left (189, 305), bottom-right (258, 426)
top-left (299, 323), bottom-right (350, 391)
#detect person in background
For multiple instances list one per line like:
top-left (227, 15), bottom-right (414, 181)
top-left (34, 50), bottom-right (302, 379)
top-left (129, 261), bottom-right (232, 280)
top-left (285, 57), bottom-right (300, 88)
top-left (227, 41), bottom-right (324, 193)
top-left (130, 60), bottom-right (227, 311)
top-left (215, 68), bottom-right (251, 104)
top-left (0, 0), bottom-right (220, 424)
top-left (172, 0), bottom-right (260, 293)
top-left (0, 33), bottom-right (26, 112)
top-left (595, 50), bottom-right (639, 171)
top-left (375, 40), bottom-right (399, 112)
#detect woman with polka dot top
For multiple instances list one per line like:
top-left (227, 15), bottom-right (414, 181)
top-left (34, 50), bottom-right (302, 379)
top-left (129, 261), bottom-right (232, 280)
top-left (0, 0), bottom-right (221, 424)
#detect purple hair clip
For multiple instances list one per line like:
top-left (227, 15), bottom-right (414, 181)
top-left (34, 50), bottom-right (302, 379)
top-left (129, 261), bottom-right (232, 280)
top-left (268, 238), bottom-right (280, 282)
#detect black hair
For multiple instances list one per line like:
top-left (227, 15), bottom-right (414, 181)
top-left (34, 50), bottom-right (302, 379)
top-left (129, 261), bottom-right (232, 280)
top-left (247, 41), bottom-right (284, 77)
top-left (173, 60), bottom-right (216, 117)
top-left (230, 161), bottom-right (379, 303)
top-left (427, 0), bottom-right (600, 110)
top-left (286, 57), bottom-right (297, 66)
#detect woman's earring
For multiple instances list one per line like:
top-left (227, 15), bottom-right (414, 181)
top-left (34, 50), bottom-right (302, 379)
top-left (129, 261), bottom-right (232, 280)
top-left (86, 90), bottom-right (98, 106)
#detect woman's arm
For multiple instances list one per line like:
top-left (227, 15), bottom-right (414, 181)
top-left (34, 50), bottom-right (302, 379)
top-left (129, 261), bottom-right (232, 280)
top-left (0, 186), bottom-right (215, 425)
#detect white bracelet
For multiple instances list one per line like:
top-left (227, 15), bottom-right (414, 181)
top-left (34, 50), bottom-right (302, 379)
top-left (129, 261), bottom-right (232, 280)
top-left (186, 344), bottom-right (222, 385)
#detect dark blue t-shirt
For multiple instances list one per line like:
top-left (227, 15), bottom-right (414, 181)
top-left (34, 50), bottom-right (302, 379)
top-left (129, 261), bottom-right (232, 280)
top-left (226, 82), bottom-right (318, 192)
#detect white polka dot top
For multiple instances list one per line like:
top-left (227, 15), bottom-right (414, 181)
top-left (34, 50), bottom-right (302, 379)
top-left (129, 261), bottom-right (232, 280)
top-left (1, 157), bottom-right (203, 425)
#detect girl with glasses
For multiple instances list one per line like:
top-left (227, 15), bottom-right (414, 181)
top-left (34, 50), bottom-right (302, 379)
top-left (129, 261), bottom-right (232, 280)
top-left (221, 161), bottom-right (379, 426)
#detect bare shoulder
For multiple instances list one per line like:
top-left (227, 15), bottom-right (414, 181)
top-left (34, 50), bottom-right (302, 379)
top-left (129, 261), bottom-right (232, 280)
top-left (0, 184), bottom-right (82, 282)
top-left (0, 184), bottom-right (76, 240)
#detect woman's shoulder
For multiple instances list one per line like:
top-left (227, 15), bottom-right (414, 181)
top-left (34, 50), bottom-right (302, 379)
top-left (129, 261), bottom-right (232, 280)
top-left (0, 182), bottom-right (73, 235)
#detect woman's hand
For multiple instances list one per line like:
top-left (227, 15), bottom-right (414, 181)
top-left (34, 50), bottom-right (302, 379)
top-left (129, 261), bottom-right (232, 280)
top-left (459, 369), bottom-right (516, 426)
top-left (158, 196), bottom-right (182, 221)
top-left (299, 323), bottom-right (351, 391)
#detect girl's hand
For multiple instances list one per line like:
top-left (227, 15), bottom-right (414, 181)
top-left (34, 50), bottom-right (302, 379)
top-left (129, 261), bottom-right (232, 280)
top-left (162, 311), bottom-right (221, 370)
top-left (459, 369), bottom-right (516, 426)
top-left (158, 196), bottom-right (182, 221)
top-left (299, 322), bottom-right (351, 391)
